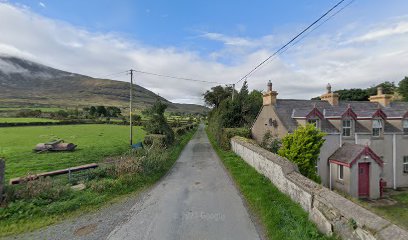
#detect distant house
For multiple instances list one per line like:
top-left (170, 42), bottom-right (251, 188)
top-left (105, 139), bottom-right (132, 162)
top-left (251, 81), bottom-right (408, 199)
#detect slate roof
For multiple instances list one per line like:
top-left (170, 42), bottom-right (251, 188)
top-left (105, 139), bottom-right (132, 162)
top-left (328, 143), bottom-right (383, 167)
top-left (329, 143), bottom-right (366, 164)
top-left (273, 99), bottom-right (408, 133)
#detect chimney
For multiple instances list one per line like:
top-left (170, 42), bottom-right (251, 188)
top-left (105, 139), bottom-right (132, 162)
top-left (369, 86), bottom-right (392, 107)
top-left (320, 83), bottom-right (339, 105)
top-left (263, 80), bottom-right (278, 106)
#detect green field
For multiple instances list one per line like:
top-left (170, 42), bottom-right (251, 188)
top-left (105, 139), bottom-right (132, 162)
top-left (0, 117), bottom-right (59, 123)
top-left (0, 124), bottom-right (145, 179)
top-left (0, 107), bottom-right (63, 112)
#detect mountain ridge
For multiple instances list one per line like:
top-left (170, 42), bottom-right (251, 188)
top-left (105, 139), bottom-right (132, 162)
top-left (0, 56), bottom-right (208, 114)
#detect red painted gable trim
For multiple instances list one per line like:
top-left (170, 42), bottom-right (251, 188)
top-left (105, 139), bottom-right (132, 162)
top-left (306, 107), bottom-right (324, 120)
top-left (349, 146), bottom-right (384, 168)
top-left (329, 159), bottom-right (351, 167)
top-left (342, 107), bottom-right (357, 120)
top-left (372, 109), bottom-right (387, 119)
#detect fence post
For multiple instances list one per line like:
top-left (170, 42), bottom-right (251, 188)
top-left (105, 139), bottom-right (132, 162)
top-left (0, 159), bottom-right (5, 203)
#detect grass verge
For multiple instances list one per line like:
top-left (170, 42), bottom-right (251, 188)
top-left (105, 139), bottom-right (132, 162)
top-left (206, 128), bottom-right (333, 240)
top-left (0, 127), bottom-right (197, 237)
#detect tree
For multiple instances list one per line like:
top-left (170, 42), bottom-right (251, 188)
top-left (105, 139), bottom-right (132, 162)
top-left (89, 106), bottom-right (97, 116)
top-left (205, 81), bottom-right (262, 144)
top-left (203, 85), bottom-right (234, 108)
top-left (106, 106), bottom-right (121, 117)
top-left (96, 106), bottom-right (107, 117)
top-left (143, 100), bottom-right (175, 145)
top-left (399, 76), bottom-right (408, 101)
top-left (278, 124), bottom-right (326, 182)
top-left (336, 88), bottom-right (369, 101)
top-left (311, 81), bottom-right (398, 101)
top-left (367, 81), bottom-right (396, 96)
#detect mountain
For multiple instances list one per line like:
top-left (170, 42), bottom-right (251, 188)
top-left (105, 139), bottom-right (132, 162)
top-left (0, 56), bottom-right (208, 114)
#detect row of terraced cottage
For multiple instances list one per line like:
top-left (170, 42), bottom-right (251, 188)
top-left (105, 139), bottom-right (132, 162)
top-left (251, 81), bottom-right (408, 199)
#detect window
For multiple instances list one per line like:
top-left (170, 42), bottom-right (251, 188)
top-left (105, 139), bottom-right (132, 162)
top-left (372, 119), bottom-right (383, 137)
top-left (308, 119), bottom-right (319, 129)
top-left (338, 165), bottom-right (344, 180)
top-left (342, 119), bottom-right (352, 137)
top-left (403, 119), bottom-right (408, 135)
top-left (404, 156), bottom-right (408, 173)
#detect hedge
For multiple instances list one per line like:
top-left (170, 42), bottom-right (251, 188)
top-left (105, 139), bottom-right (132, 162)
top-left (220, 128), bottom-right (251, 150)
top-left (143, 134), bottom-right (167, 146)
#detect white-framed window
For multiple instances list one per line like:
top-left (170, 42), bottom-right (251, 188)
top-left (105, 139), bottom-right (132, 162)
top-left (308, 119), bottom-right (320, 129)
top-left (372, 119), bottom-right (383, 137)
top-left (338, 165), bottom-right (344, 180)
top-left (342, 119), bottom-right (352, 137)
top-left (403, 119), bottom-right (408, 135)
top-left (404, 156), bottom-right (408, 173)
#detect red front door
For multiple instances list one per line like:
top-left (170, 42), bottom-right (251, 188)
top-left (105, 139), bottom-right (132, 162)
top-left (358, 163), bottom-right (370, 197)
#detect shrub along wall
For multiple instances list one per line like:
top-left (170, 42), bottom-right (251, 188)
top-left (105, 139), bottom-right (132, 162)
top-left (231, 136), bottom-right (408, 240)
top-left (220, 128), bottom-right (250, 150)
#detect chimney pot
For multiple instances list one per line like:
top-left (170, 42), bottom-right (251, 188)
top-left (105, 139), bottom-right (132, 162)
top-left (377, 86), bottom-right (383, 95)
top-left (263, 81), bottom-right (278, 106)
top-left (326, 83), bottom-right (332, 93)
top-left (267, 80), bottom-right (272, 92)
top-left (320, 83), bottom-right (339, 105)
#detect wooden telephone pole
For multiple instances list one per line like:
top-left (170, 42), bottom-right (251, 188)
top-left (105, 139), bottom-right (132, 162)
top-left (129, 69), bottom-right (134, 146)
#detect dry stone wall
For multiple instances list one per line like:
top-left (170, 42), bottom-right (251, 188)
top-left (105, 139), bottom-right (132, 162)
top-left (231, 136), bottom-right (408, 240)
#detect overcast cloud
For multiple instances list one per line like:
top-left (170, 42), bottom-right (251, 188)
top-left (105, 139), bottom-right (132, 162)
top-left (0, 3), bottom-right (407, 105)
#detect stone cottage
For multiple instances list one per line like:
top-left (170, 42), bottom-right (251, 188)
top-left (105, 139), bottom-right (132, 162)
top-left (251, 81), bottom-right (408, 199)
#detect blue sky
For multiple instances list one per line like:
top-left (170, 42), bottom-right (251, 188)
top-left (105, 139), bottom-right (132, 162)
top-left (12, 0), bottom-right (408, 55)
top-left (1, 1), bottom-right (408, 103)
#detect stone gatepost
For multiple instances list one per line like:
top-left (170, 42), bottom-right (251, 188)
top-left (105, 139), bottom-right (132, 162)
top-left (0, 159), bottom-right (4, 203)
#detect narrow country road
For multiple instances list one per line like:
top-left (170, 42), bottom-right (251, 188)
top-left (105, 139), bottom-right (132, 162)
top-left (107, 124), bottom-right (261, 240)
top-left (8, 125), bottom-right (261, 240)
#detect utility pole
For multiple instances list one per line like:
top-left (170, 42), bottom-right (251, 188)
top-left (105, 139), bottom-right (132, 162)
top-left (129, 69), bottom-right (134, 146)
top-left (232, 84), bottom-right (235, 101)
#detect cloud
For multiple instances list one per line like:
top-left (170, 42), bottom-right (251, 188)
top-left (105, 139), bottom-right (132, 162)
top-left (0, 3), bottom-right (407, 105)
top-left (38, 2), bottom-right (45, 8)
top-left (346, 21), bottom-right (408, 43)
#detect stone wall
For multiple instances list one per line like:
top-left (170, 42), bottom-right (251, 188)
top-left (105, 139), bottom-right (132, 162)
top-left (231, 136), bottom-right (408, 240)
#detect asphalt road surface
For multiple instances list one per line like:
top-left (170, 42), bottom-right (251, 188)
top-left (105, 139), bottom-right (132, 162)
top-left (108, 124), bottom-right (261, 240)
top-left (8, 125), bottom-right (261, 240)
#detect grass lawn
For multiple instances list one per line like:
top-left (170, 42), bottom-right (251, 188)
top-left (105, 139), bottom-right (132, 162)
top-left (0, 128), bottom-right (197, 237)
top-left (0, 117), bottom-right (59, 123)
top-left (206, 129), bottom-right (333, 240)
top-left (0, 124), bottom-right (145, 179)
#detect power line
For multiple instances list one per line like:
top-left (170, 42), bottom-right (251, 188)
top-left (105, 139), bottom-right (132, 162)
top-left (97, 70), bottom-right (129, 79)
top-left (132, 69), bottom-right (225, 84)
top-left (236, 0), bottom-right (347, 84)
top-left (247, 0), bottom-right (356, 76)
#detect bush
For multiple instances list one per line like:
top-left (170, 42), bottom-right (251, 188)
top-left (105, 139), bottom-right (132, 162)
top-left (261, 131), bottom-right (281, 154)
top-left (220, 128), bottom-right (250, 150)
top-left (143, 134), bottom-right (167, 147)
top-left (278, 124), bottom-right (325, 182)
top-left (174, 127), bottom-right (186, 136)
top-left (143, 100), bottom-right (175, 145)
top-left (4, 177), bottom-right (71, 203)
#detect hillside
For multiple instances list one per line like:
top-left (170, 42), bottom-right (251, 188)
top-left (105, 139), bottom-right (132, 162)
top-left (0, 56), bottom-right (208, 114)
